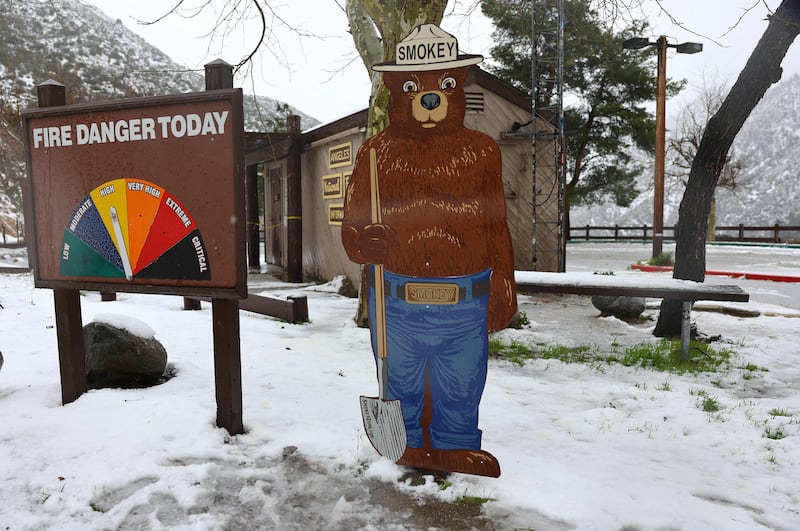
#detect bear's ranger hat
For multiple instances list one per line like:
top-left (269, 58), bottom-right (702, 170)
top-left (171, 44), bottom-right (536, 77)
top-left (372, 24), bottom-right (483, 72)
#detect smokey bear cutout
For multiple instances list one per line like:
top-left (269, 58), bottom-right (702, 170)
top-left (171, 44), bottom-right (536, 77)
top-left (342, 24), bottom-right (517, 478)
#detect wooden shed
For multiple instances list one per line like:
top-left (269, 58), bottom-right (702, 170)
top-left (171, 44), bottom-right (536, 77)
top-left (245, 66), bottom-right (550, 285)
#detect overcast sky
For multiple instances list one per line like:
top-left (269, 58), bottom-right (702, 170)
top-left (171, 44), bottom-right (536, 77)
top-left (83, 0), bottom-right (799, 125)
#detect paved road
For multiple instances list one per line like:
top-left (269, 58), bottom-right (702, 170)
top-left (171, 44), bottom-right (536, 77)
top-left (565, 242), bottom-right (800, 311)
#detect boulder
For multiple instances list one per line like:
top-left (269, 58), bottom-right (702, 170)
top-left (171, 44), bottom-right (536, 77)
top-left (84, 319), bottom-right (167, 389)
top-left (591, 295), bottom-right (646, 319)
top-left (337, 275), bottom-right (359, 298)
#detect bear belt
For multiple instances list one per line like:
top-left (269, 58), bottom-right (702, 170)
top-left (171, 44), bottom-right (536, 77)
top-left (370, 274), bottom-right (491, 304)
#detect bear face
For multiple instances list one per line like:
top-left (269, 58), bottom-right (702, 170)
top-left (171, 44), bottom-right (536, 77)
top-left (383, 67), bottom-right (468, 137)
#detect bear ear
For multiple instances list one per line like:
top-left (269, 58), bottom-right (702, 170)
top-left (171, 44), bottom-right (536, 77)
top-left (448, 66), bottom-right (469, 83)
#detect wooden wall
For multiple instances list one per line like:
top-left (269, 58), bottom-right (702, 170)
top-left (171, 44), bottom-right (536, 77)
top-left (289, 74), bottom-right (544, 284)
top-left (465, 89), bottom-right (535, 271)
top-left (301, 129), bottom-right (364, 283)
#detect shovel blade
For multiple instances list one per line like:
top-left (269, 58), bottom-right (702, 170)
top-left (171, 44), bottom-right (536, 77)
top-left (360, 395), bottom-right (407, 462)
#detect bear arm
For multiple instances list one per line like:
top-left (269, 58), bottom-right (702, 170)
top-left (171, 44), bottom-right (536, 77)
top-left (485, 155), bottom-right (518, 331)
top-left (341, 141), bottom-right (380, 263)
top-left (340, 225), bottom-right (366, 264)
top-left (487, 215), bottom-right (518, 330)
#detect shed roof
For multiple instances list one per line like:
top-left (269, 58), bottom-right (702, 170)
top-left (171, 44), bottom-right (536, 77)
top-left (245, 66), bottom-right (532, 165)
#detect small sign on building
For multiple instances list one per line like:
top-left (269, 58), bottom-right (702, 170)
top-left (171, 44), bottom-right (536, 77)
top-left (328, 142), bottom-right (352, 169)
top-left (322, 173), bottom-right (343, 199)
top-left (328, 204), bottom-right (344, 225)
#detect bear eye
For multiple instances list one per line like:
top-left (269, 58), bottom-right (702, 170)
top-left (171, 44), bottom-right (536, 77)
top-left (402, 80), bottom-right (418, 93)
top-left (441, 77), bottom-right (457, 90)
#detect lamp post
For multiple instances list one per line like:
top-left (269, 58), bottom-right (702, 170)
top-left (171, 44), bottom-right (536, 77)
top-left (623, 36), bottom-right (702, 259)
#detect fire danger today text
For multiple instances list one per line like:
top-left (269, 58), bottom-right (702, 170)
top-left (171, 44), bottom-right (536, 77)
top-left (31, 111), bottom-right (229, 149)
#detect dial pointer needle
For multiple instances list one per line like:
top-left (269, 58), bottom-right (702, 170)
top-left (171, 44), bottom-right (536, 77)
top-left (110, 206), bottom-right (133, 281)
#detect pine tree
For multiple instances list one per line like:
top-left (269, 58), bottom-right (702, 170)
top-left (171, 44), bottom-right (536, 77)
top-left (481, 0), bottom-right (684, 219)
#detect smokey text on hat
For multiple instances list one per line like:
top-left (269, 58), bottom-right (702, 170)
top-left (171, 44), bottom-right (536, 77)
top-left (398, 40), bottom-right (457, 65)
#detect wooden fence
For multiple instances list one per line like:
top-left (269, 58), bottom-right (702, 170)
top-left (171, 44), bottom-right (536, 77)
top-left (5, 222), bottom-right (800, 247)
top-left (1, 218), bottom-right (24, 246)
top-left (569, 224), bottom-right (800, 244)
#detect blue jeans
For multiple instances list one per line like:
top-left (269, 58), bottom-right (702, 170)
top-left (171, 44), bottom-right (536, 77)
top-left (368, 266), bottom-right (491, 450)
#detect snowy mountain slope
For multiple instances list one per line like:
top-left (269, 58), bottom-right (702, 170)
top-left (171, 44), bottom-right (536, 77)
top-left (572, 73), bottom-right (800, 229)
top-left (0, 0), bottom-right (319, 231)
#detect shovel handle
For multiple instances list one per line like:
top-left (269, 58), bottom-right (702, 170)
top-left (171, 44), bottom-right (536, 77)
top-left (370, 148), bottom-right (381, 225)
top-left (370, 148), bottom-right (389, 363)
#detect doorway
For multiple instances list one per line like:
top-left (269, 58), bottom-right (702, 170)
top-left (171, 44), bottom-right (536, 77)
top-left (264, 164), bottom-right (284, 266)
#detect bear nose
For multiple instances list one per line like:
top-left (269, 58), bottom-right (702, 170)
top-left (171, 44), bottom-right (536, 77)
top-left (420, 93), bottom-right (440, 111)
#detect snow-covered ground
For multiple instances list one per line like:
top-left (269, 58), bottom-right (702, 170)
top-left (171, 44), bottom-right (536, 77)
top-left (1, 243), bottom-right (799, 530)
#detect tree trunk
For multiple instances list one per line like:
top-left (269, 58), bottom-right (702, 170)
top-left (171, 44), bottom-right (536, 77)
top-left (654, 0), bottom-right (800, 337)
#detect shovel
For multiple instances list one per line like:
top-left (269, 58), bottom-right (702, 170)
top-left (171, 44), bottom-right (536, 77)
top-left (359, 148), bottom-right (407, 462)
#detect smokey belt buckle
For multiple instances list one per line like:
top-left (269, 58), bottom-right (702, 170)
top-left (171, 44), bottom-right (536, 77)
top-left (404, 282), bottom-right (460, 305)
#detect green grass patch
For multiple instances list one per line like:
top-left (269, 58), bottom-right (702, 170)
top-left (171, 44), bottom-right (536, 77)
top-left (769, 408), bottom-right (792, 418)
top-left (764, 425), bottom-right (786, 440)
top-left (691, 389), bottom-right (722, 413)
top-left (456, 495), bottom-right (495, 506)
top-left (646, 252), bottom-right (674, 266)
top-left (739, 362), bottom-right (768, 373)
top-left (488, 338), bottom-right (597, 366)
top-left (489, 337), bottom-right (734, 375)
top-left (702, 396), bottom-right (721, 412)
top-left (435, 477), bottom-right (453, 491)
top-left (617, 341), bottom-right (734, 374)
top-left (656, 380), bottom-right (672, 392)
top-left (508, 310), bottom-right (531, 329)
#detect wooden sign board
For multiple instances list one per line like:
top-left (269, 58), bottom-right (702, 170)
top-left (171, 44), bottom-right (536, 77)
top-left (23, 90), bottom-right (246, 299)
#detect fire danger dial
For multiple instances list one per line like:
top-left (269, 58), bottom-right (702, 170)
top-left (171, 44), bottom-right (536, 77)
top-left (60, 178), bottom-right (210, 281)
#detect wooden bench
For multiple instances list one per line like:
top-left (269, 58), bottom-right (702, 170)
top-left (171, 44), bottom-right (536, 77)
top-left (514, 271), bottom-right (750, 360)
top-left (190, 293), bottom-right (309, 323)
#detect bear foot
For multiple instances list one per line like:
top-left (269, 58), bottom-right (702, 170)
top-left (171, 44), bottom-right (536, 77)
top-left (397, 447), bottom-right (500, 478)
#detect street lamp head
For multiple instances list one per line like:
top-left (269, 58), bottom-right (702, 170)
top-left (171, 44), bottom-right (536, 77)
top-left (676, 42), bottom-right (703, 54)
top-left (622, 37), bottom-right (653, 50)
